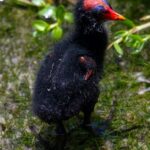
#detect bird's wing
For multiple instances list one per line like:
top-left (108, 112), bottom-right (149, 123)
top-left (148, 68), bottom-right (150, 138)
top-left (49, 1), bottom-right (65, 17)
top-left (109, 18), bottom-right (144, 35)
top-left (79, 56), bottom-right (96, 80)
top-left (52, 49), bottom-right (83, 91)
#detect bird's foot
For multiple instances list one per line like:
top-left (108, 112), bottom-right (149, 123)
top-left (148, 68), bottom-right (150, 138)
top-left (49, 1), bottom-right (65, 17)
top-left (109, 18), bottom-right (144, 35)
top-left (82, 121), bottom-right (110, 136)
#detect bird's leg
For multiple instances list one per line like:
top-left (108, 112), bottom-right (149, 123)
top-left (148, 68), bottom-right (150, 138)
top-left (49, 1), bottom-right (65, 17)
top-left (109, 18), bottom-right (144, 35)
top-left (83, 111), bottom-right (107, 136)
top-left (83, 111), bottom-right (92, 126)
top-left (82, 104), bottom-right (107, 136)
top-left (82, 104), bottom-right (94, 128)
top-left (55, 121), bottom-right (66, 135)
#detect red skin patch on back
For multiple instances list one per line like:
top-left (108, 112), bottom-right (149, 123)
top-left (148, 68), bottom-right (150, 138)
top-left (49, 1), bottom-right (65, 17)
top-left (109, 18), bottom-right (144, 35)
top-left (84, 69), bottom-right (94, 80)
top-left (79, 56), bottom-right (96, 80)
top-left (79, 56), bottom-right (96, 67)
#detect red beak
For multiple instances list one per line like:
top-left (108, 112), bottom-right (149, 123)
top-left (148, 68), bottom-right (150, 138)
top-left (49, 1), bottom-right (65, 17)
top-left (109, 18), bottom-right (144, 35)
top-left (104, 7), bottom-right (126, 21)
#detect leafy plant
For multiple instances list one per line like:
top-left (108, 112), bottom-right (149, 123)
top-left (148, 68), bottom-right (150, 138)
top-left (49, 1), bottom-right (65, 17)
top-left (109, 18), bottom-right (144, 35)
top-left (15, 0), bottom-right (150, 54)
top-left (16, 0), bottom-right (74, 40)
top-left (109, 17), bottom-right (150, 56)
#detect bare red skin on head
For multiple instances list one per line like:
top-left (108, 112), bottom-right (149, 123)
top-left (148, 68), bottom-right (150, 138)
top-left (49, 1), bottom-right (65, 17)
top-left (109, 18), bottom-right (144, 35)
top-left (83, 0), bottom-right (108, 10)
top-left (83, 0), bottom-right (126, 21)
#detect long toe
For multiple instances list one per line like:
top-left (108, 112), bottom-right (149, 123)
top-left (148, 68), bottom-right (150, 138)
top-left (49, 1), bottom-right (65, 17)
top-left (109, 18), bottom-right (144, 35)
top-left (82, 122), bottom-right (110, 136)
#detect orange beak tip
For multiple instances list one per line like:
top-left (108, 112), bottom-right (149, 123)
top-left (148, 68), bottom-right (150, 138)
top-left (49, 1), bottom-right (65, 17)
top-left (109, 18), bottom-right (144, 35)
top-left (118, 15), bottom-right (126, 21)
top-left (113, 12), bottom-right (126, 21)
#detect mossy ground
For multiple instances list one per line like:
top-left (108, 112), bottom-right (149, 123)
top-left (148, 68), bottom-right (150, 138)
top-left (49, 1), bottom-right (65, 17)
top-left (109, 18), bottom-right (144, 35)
top-left (0, 2), bottom-right (150, 150)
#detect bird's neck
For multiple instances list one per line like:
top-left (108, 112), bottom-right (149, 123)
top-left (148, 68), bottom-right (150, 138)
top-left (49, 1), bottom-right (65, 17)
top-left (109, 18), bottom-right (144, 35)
top-left (73, 1), bottom-right (108, 54)
top-left (73, 22), bottom-right (108, 55)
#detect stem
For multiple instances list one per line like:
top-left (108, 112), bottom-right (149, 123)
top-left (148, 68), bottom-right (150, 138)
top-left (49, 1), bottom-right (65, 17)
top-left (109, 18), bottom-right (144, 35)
top-left (108, 21), bottom-right (150, 50)
top-left (129, 22), bottom-right (150, 34)
top-left (48, 22), bottom-right (59, 31)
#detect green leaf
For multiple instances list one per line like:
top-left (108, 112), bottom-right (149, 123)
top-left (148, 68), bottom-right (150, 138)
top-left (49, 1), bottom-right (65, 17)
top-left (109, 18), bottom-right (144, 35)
top-left (56, 5), bottom-right (65, 20)
top-left (132, 41), bottom-right (141, 48)
top-left (51, 26), bottom-right (63, 40)
top-left (32, 31), bottom-right (38, 37)
top-left (33, 20), bottom-right (49, 32)
top-left (129, 34), bottom-right (143, 42)
top-left (32, 0), bottom-right (45, 6)
top-left (38, 5), bottom-right (56, 19)
top-left (64, 12), bottom-right (74, 23)
top-left (132, 43), bottom-right (145, 54)
top-left (115, 30), bottom-right (127, 36)
top-left (124, 35), bottom-right (130, 43)
top-left (114, 43), bottom-right (124, 56)
top-left (122, 19), bottom-right (135, 28)
top-left (114, 30), bottom-right (128, 39)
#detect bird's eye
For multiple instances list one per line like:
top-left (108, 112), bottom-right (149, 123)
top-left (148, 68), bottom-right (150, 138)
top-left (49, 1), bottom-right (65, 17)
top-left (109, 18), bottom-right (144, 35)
top-left (92, 6), bottom-right (105, 14)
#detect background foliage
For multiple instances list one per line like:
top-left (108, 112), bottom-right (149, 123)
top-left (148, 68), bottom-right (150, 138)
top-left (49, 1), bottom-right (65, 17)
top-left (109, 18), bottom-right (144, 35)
top-left (0, 0), bottom-right (150, 149)
top-left (15, 0), bottom-right (150, 55)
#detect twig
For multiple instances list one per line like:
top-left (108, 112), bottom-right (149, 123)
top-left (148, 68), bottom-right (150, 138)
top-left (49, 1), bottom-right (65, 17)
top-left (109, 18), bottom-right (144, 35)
top-left (129, 22), bottom-right (150, 34)
top-left (110, 125), bottom-right (142, 136)
top-left (140, 15), bottom-right (150, 21)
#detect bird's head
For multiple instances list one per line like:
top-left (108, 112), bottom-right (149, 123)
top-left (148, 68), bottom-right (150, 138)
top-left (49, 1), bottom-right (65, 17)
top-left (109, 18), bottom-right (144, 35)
top-left (75, 0), bottom-right (125, 33)
top-left (83, 0), bottom-right (125, 21)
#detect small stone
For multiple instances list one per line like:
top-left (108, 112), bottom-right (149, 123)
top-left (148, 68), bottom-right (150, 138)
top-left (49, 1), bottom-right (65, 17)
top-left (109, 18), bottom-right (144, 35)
top-left (16, 131), bottom-right (22, 138)
top-left (104, 140), bottom-right (113, 150)
top-left (0, 115), bottom-right (6, 125)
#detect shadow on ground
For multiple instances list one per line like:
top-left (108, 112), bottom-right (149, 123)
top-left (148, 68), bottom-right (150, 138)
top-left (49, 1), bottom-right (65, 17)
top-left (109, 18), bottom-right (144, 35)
top-left (32, 118), bottom-right (142, 150)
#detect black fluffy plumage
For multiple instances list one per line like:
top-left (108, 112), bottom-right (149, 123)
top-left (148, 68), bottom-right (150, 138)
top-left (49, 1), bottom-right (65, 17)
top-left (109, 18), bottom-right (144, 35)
top-left (32, 0), bottom-right (108, 133)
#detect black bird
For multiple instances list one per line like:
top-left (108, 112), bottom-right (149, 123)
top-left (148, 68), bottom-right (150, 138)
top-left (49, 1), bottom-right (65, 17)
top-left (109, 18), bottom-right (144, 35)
top-left (32, 0), bottom-right (125, 135)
